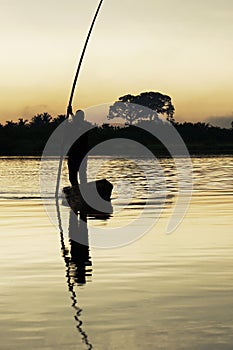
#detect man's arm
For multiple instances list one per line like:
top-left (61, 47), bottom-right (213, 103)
top-left (67, 105), bottom-right (73, 116)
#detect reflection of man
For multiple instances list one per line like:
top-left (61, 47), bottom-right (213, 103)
top-left (67, 109), bottom-right (89, 186)
top-left (69, 210), bottom-right (92, 285)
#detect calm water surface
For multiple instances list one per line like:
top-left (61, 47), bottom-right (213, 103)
top-left (0, 156), bottom-right (233, 350)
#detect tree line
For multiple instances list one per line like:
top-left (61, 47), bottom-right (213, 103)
top-left (0, 92), bottom-right (232, 156)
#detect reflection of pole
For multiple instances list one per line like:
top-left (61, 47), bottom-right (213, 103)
top-left (66, 256), bottom-right (93, 350)
top-left (56, 199), bottom-right (93, 349)
top-left (55, 0), bottom-right (104, 199)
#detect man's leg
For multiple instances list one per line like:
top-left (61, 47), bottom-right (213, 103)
top-left (79, 156), bottom-right (87, 184)
top-left (68, 156), bottom-right (79, 186)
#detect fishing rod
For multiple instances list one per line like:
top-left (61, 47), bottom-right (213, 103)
top-left (55, 0), bottom-right (104, 199)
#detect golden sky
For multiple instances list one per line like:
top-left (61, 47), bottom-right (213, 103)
top-left (0, 0), bottom-right (232, 125)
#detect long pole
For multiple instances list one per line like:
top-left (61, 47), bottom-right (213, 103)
top-left (68, 0), bottom-right (104, 112)
top-left (55, 0), bottom-right (104, 199)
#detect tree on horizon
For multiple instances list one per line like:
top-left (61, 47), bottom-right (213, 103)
top-left (108, 91), bottom-right (175, 125)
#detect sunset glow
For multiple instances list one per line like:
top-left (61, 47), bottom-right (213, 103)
top-left (1, 0), bottom-right (232, 125)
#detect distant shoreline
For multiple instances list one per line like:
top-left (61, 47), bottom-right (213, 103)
top-left (0, 147), bottom-right (232, 158)
top-left (1, 119), bottom-right (232, 157)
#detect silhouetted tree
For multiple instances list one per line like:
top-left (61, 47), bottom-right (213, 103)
top-left (30, 112), bottom-right (52, 127)
top-left (52, 114), bottom-right (66, 126)
top-left (4, 120), bottom-right (17, 128)
top-left (17, 118), bottom-right (29, 127)
top-left (108, 91), bottom-right (175, 125)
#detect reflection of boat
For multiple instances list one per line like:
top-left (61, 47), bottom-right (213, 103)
top-left (62, 178), bottom-right (113, 214)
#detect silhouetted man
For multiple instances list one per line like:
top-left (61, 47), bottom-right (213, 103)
top-left (67, 109), bottom-right (89, 186)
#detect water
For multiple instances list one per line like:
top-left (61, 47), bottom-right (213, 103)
top-left (0, 156), bottom-right (233, 349)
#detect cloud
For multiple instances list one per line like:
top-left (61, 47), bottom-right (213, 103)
top-left (21, 105), bottom-right (51, 118)
top-left (205, 115), bottom-right (233, 129)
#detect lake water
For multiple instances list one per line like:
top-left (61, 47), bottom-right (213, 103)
top-left (0, 156), bottom-right (233, 349)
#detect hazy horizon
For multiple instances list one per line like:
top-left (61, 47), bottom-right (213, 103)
top-left (1, 99), bottom-right (232, 129)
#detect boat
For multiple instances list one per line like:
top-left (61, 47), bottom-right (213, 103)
top-left (62, 179), bottom-right (113, 214)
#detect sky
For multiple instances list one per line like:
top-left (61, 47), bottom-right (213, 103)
top-left (0, 0), bottom-right (233, 126)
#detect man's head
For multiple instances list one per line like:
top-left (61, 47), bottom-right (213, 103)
top-left (75, 109), bottom-right (85, 121)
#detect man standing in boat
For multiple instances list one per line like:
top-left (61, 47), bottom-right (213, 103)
top-left (67, 107), bottom-right (89, 186)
